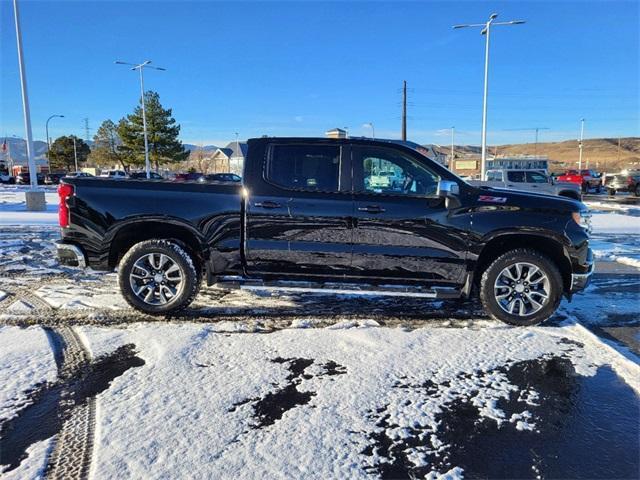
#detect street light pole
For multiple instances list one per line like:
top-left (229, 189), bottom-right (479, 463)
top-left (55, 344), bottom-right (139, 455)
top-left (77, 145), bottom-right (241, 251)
top-left (578, 118), bottom-right (585, 170)
top-left (72, 136), bottom-right (78, 172)
top-left (45, 114), bottom-right (64, 172)
top-left (12, 0), bottom-right (40, 197)
top-left (365, 122), bottom-right (375, 139)
top-left (453, 13), bottom-right (525, 180)
top-left (115, 60), bottom-right (166, 179)
top-left (450, 126), bottom-right (455, 168)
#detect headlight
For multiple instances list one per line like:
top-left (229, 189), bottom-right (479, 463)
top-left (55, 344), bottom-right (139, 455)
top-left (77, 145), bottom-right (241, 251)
top-left (572, 210), bottom-right (592, 234)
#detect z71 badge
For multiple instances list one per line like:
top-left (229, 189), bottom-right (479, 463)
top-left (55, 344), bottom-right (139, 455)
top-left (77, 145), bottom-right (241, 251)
top-left (478, 195), bottom-right (507, 203)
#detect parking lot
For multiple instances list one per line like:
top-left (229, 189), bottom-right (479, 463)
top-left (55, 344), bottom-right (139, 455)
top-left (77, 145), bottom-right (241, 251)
top-left (0, 186), bottom-right (638, 479)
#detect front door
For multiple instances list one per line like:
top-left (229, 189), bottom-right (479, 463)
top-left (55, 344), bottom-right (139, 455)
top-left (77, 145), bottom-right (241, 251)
top-left (350, 145), bottom-right (468, 285)
top-left (245, 143), bottom-right (353, 278)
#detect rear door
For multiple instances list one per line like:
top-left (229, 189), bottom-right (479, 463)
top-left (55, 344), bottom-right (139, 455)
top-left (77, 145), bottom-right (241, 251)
top-left (350, 145), bottom-right (468, 284)
top-left (245, 143), bottom-right (353, 277)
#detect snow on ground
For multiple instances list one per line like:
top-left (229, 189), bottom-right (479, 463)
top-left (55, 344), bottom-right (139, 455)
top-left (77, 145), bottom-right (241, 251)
top-left (589, 211), bottom-right (640, 268)
top-left (0, 188), bottom-right (58, 226)
top-left (0, 326), bottom-right (57, 422)
top-left (68, 321), bottom-right (625, 479)
top-left (590, 211), bottom-right (640, 234)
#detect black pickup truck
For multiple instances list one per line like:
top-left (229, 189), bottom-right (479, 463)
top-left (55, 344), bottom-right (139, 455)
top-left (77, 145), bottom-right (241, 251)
top-left (56, 137), bottom-right (593, 325)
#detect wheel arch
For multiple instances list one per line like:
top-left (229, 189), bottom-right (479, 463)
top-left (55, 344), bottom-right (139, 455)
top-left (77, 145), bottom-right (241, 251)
top-left (474, 233), bottom-right (572, 293)
top-left (107, 219), bottom-right (208, 270)
top-left (558, 190), bottom-right (581, 201)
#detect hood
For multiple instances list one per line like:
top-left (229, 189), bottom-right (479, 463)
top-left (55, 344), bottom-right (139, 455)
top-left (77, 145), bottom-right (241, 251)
top-left (469, 185), bottom-right (585, 213)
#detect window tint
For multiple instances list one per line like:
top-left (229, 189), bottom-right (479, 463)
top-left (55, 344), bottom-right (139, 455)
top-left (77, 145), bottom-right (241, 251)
top-left (268, 145), bottom-right (341, 192)
top-left (507, 171), bottom-right (526, 183)
top-left (526, 171), bottom-right (549, 184)
top-left (355, 147), bottom-right (440, 196)
top-left (486, 170), bottom-right (503, 181)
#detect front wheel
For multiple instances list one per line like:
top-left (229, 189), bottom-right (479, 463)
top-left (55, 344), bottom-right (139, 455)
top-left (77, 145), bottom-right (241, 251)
top-left (118, 239), bottom-right (201, 315)
top-left (479, 249), bottom-right (563, 326)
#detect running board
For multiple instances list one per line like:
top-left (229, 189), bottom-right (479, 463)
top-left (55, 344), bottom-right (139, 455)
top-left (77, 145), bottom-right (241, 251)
top-left (213, 277), bottom-right (462, 299)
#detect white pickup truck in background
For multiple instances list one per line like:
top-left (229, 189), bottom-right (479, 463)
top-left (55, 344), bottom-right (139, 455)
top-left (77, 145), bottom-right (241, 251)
top-left (468, 169), bottom-right (582, 201)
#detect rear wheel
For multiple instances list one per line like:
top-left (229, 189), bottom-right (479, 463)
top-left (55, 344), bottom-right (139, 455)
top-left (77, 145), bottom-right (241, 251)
top-left (118, 239), bottom-right (201, 315)
top-left (480, 249), bottom-right (563, 326)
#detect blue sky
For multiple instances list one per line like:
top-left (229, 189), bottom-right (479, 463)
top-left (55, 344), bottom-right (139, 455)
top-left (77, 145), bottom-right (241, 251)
top-left (1, 0), bottom-right (638, 147)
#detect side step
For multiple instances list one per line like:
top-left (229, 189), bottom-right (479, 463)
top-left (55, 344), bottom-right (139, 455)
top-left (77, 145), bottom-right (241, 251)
top-left (213, 277), bottom-right (462, 300)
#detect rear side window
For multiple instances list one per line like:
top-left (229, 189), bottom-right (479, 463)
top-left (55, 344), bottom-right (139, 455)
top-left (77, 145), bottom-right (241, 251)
top-left (526, 171), bottom-right (549, 183)
top-left (507, 171), bottom-right (526, 183)
top-left (267, 145), bottom-right (341, 192)
top-left (486, 171), bottom-right (503, 181)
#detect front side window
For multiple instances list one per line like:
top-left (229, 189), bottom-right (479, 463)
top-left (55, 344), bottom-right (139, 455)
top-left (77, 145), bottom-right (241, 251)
top-left (526, 171), bottom-right (549, 184)
top-left (267, 145), bottom-right (341, 192)
top-left (355, 147), bottom-right (440, 196)
top-left (507, 171), bottom-right (526, 183)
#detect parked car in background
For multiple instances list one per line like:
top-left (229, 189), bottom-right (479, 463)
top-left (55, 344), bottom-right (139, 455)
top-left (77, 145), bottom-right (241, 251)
top-left (469, 169), bottom-right (582, 200)
top-left (15, 172), bottom-right (45, 185)
top-left (65, 171), bottom-right (94, 179)
top-left (0, 172), bottom-right (14, 184)
top-left (198, 173), bottom-right (242, 183)
top-left (57, 136), bottom-right (593, 326)
top-left (45, 172), bottom-right (65, 185)
top-left (174, 172), bottom-right (204, 182)
top-left (604, 170), bottom-right (640, 196)
top-left (99, 170), bottom-right (128, 179)
top-left (557, 169), bottom-right (602, 193)
top-left (129, 171), bottom-right (164, 180)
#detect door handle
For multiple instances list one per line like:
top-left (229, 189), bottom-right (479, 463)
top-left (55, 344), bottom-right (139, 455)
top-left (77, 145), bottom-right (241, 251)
top-left (358, 205), bottom-right (386, 213)
top-left (254, 201), bottom-right (282, 209)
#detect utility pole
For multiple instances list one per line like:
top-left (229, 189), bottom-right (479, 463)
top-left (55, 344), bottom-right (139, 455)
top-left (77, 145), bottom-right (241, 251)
top-left (578, 118), bottom-right (585, 170)
top-left (401, 80), bottom-right (407, 141)
top-left (115, 60), bottom-right (166, 178)
top-left (83, 118), bottom-right (91, 143)
top-left (453, 13), bottom-right (525, 181)
top-left (13, 0), bottom-right (45, 210)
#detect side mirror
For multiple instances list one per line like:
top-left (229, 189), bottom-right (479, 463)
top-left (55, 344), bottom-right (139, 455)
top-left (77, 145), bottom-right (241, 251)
top-left (437, 179), bottom-right (459, 197)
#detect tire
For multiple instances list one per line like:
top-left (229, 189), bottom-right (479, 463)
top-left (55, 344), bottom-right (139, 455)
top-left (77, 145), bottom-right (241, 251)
top-left (581, 183), bottom-right (588, 193)
top-left (118, 239), bottom-right (201, 315)
top-left (479, 249), bottom-right (563, 326)
top-left (595, 184), bottom-right (602, 194)
top-left (635, 184), bottom-right (640, 197)
top-left (607, 188), bottom-right (616, 196)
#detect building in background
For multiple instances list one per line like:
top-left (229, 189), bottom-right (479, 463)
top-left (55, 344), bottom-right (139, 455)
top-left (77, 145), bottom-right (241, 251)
top-left (208, 141), bottom-right (248, 175)
top-left (325, 128), bottom-right (347, 139)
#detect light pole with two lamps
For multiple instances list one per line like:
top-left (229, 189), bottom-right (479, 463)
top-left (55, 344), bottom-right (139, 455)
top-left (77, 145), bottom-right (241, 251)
top-left (115, 60), bottom-right (166, 179)
top-left (453, 13), bottom-right (525, 180)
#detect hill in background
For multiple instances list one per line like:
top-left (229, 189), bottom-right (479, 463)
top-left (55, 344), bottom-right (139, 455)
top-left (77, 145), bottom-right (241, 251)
top-left (434, 137), bottom-right (640, 172)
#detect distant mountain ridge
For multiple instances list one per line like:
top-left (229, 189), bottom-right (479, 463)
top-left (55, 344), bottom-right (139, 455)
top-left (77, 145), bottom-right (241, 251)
top-left (430, 137), bottom-right (640, 171)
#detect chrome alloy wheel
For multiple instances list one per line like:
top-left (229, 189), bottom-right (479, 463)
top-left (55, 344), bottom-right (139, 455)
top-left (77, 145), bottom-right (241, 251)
top-left (129, 253), bottom-right (184, 305)
top-left (494, 262), bottom-right (550, 317)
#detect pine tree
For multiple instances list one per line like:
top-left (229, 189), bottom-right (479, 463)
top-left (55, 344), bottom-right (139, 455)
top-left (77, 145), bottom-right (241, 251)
top-left (90, 120), bottom-right (131, 170)
top-left (48, 136), bottom-right (91, 172)
top-left (118, 91), bottom-right (189, 171)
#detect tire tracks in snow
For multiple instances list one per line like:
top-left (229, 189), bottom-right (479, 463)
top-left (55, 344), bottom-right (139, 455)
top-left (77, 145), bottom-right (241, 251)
top-left (43, 326), bottom-right (96, 480)
top-left (0, 280), bottom-right (97, 480)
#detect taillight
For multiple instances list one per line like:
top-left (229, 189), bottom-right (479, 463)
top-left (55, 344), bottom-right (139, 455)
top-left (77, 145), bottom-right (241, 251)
top-left (58, 183), bottom-right (74, 228)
